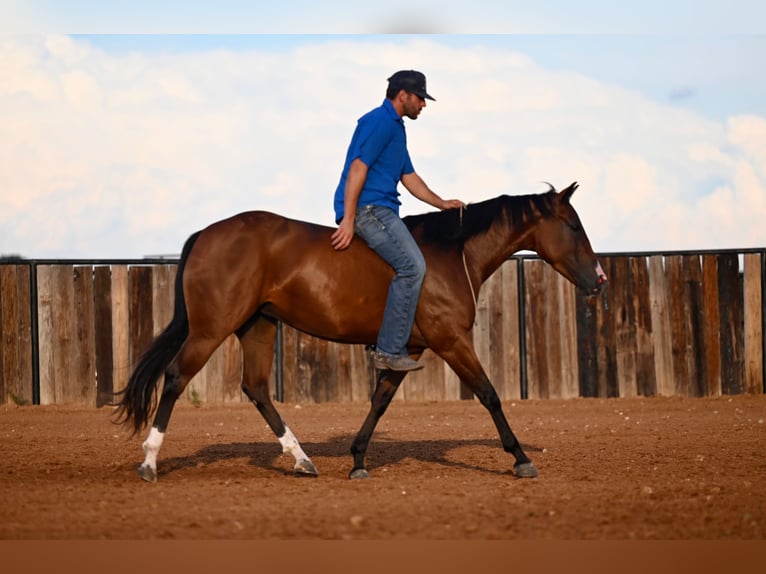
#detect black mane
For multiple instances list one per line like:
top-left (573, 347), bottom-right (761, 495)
top-left (404, 191), bottom-right (557, 248)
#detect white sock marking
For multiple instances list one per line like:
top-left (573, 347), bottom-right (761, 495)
top-left (278, 424), bottom-right (312, 468)
top-left (141, 427), bottom-right (165, 470)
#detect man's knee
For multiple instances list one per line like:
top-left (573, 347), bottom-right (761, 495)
top-left (406, 251), bottom-right (426, 282)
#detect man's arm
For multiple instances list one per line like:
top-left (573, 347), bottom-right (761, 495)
top-left (331, 158), bottom-right (368, 250)
top-left (401, 172), bottom-right (464, 211)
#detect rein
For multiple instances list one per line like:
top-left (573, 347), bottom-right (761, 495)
top-left (459, 205), bottom-right (478, 316)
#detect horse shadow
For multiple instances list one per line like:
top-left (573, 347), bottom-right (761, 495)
top-left (157, 433), bottom-right (544, 479)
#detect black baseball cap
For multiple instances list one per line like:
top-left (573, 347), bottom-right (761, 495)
top-left (387, 70), bottom-right (435, 101)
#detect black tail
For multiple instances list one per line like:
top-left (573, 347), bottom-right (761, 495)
top-left (113, 231), bottom-right (201, 434)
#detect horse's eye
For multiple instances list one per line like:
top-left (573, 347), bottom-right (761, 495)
top-left (563, 218), bottom-right (581, 232)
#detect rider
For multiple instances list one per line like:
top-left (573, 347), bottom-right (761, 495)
top-left (331, 70), bottom-right (464, 372)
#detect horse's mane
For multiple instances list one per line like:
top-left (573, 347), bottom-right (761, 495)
top-left (404, 191), bottom-right (557, 248)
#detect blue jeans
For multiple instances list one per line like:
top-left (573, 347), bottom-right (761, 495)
top-left (354, 205), bottom-right (426, 358)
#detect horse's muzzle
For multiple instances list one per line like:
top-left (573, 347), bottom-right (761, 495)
top-left (593, 274), bottom-right (608, 295)
top-left (593, 263), bottom-right (608, 295)
top-left (584, 265), bottom-right (608, 297)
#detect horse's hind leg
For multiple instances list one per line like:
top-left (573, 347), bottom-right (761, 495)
top-left (238, 316), bottom-right (317, 476)
top-left (138, 335), bottom-right (221, 483)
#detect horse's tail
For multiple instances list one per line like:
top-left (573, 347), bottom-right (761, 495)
top-left (112, 231), bottom-right (201, 435)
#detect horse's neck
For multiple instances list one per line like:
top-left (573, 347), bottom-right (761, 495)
top-left (465, 219), bottom-right (537, 285)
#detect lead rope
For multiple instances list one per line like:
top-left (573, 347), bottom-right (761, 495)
top-left (459, 205), bottom-right (478, 316)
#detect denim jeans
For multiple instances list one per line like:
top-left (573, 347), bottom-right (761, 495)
top-left (354, 205), bottom-right (426, 358)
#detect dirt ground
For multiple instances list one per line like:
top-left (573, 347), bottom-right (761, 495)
top-left (1, 394), bottom-right (765, 540)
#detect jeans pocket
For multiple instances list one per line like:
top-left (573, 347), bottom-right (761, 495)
top-left (355, 205), bottom-right (387, 235)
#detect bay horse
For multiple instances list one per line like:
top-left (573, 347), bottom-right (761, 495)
top-left (114, 181), bottom-right (606, 482)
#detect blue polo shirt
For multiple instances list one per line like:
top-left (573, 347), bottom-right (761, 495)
top-left (334, 99), bottom-right (415, 223)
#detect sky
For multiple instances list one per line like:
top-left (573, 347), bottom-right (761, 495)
top-left (1, 2), bottom-right (765, 258)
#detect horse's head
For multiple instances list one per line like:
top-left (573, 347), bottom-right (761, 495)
top-left (531, 182), bottom-right (607, 296)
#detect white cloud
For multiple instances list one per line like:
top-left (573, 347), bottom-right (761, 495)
top-left (1, 35), bottom-right (764, 259)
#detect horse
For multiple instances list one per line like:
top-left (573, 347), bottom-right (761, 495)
top-left (114, 181), bottom-right (607, 482)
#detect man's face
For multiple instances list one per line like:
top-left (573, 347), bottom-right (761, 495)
top-left (402, 92), bottom-right (426, 120)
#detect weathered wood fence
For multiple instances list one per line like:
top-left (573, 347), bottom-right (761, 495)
top-left (1, 250), bottom-right (764, 407)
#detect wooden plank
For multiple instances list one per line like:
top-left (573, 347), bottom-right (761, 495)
top-left (486, 263), bottom-right (506, 399)
top-left (612, 256), bottom-right (637, 398)
top-left (19, 266), bottom-right (32, 403)
top-left (294, 330), bottom-right (316, 404)
top-left (14, 265), bottom-right (33, 404)
top-left (596, 256), bottom-right (618, 397)
top-left (312, 338), bottom-right (334, 403)
top-left (701, 255), bottom-right (723, 396)
top-left (427, 349), bottom-right (447, 402)
top-left (280, 323), bottom-right (299, 403)
top-left (294, 328), bottom-right (314, 404)
top-left (558, 274), bottom-right (579, 399)
top-left (53, 266), bottom-right (75, 404)
top-left (718, 254), bottom-right (745, 394)
top-left (665, 256), bottom-right (689, 396)
top-left (473, 274), bottom-right (492, 397)
top-left (0, 266), bottom-right (31, 404)
top-left (0, 266), bottom-right (17, 403)
top-left (543, 265), bottom-right (562, 399)
top-left (197, 337), bottom-right (220, 405)
top-left (111, 266), bottom-right (130, 396)
top-left (72, 266), bottom-right (97, 405)
top-left (128, 266), bottom-right (154, 374)
top-left (36, 266), bottom-right (55, 404)
top-left (485, 269), bottom-right (503, 398)
top-left (334, 339), bottom-right (353, 403)
top-left (524, 260), bottom-right (546, 399)
top-left (0, 268), bottom-right (5, 403)
top-left (400, 345), bottom-right (430, 402)
top-left (683, 255), bottom-right (705, 397)
top-left (219, 334), bottom-right (243, 403)
top-left (500, 260), bottom-right (521, 400)
top-left (442, 347), bottom-right (462, 401)
top-left (632, 257), bottom-right (656, 396)
top-left (93, 266), bottom-right (114, 407)
top-left (743, 253), bottom-right (763, 394)
top-left (648, 256), bottom-right (674, 396)
top-left (576, 289), bottom-right (599, 397)
top-left (303, 335), bottom-right (320, 403)
top-left (538, 260), bottom-right (556, 399)
top-left (350, 343), bottom-right (374, 403)
top-left (543, 268), bottom-right (578, 399)
top-left (403, 346), bottom-right (436, 402)
top-left (151, 264), bottom-right (175, 337)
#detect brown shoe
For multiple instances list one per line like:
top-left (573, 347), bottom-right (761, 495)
top-left (373, 352), bottom-right (424, 372)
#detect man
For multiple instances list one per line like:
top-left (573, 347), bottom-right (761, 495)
top-left (331, 70), bottom-right (464, 372)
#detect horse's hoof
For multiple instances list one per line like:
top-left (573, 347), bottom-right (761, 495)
top-left (137, 465), bottom-right (157, 483)
top-left (349, 468), bottom-right (370, 480)
top-left (294, 459), bottom-right (319, 477)
top-left (513, 462), bottom-right (538, 478)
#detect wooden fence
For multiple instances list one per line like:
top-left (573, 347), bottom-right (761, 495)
top-left (0, 250), bottom-right (763, 407)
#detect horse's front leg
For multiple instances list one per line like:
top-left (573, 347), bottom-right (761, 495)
top-left (438, 335), bottom-right (538, 478)
top-left (349, 369), bottom-right (408, 479)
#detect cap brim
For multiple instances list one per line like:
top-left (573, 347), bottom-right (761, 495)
top-left (414, 91), bottom-right (436, 101)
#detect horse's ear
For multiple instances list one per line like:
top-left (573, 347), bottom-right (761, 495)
top-left (560, 181), bottom-right (578, 203)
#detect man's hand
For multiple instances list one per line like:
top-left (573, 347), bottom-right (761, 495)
top-left (331, 218), bottom-right (355, 250)
top-left (440, 198), bottom-right (465, 210)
